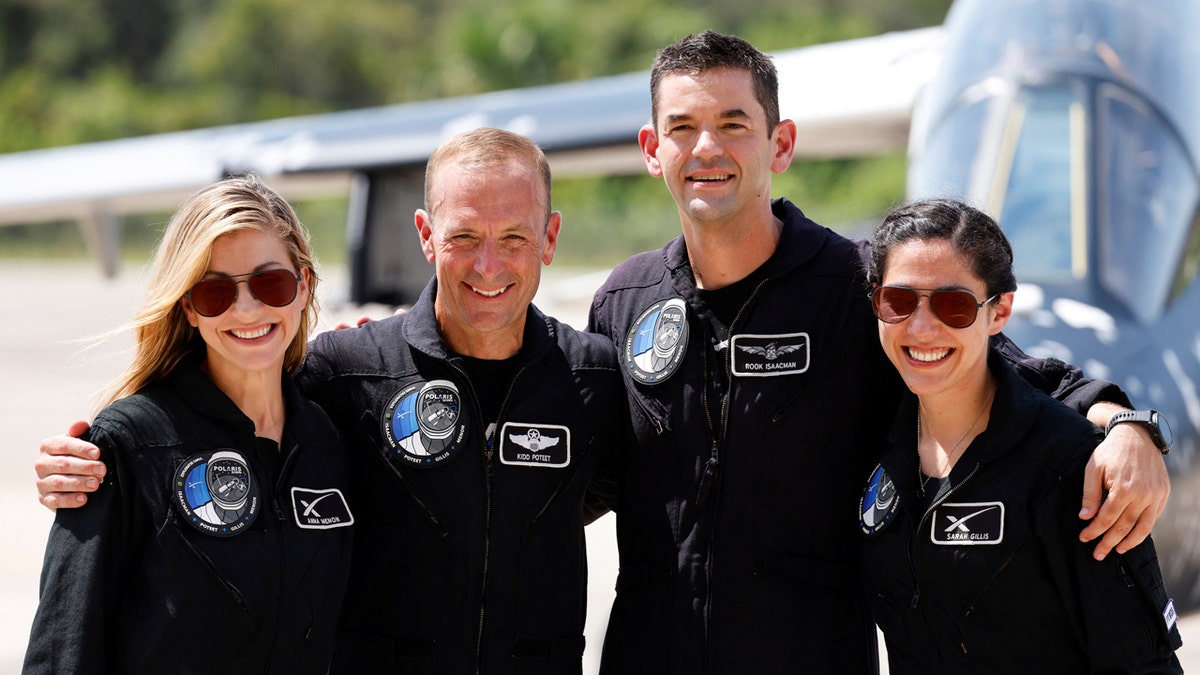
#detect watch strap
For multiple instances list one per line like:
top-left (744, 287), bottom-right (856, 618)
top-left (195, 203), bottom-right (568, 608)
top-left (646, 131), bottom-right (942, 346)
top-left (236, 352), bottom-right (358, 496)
top-left (1105, 410), bottom-right (1170, 455)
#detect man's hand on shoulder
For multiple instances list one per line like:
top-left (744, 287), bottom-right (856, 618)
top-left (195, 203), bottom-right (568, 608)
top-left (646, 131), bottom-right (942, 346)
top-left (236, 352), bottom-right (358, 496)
top-left (36, 420), bottom-right (104, 511)
top-left (331, 305), bottom-right (409, 331)
top-left (1079, 403), bottom-right (1169, 560)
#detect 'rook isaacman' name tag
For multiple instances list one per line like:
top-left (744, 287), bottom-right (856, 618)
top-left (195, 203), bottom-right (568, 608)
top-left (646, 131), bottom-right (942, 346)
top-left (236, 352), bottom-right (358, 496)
top-left (731, 333), bottom-right (810, 377)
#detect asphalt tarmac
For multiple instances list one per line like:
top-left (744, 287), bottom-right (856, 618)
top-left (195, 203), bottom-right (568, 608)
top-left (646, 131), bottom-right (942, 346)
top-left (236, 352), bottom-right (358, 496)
top-left (2, 260), bottom-right (1193, 673)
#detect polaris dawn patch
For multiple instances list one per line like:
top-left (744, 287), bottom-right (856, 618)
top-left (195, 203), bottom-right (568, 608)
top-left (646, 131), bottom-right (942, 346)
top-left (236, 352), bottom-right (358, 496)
top-left (931, 501), bottom-right (1004, 545)
top-left (731, 333), bottom-right (810, 377)
top-left (173, 450), bottom-right (259, 537)
top-left (381, 379), bottom-right (467, 468)
top-left (860, 464), bottom-right (898, 535)
top-left (499, 422), bottom-right (570, 468)
top-left (625, 297), bottom-right (688, 385)
top-left (290, 487), bottom-right (354, 529)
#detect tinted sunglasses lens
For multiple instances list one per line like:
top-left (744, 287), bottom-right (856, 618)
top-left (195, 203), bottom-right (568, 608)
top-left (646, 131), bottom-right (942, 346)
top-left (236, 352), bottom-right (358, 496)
top-left (247, 269), bottom-right (299, 307)
top-left (873, 287), bottom-right (919, 323)
top-left (189, 278), bottom-right (237, 316)
top-left (930, 291), bottom-right (979, 328)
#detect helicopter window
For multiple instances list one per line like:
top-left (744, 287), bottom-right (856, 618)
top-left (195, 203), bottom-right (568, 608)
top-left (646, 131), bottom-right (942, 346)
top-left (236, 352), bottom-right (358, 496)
top-left (1096, 84), bottom-right (1197, 321)
top-left (906, 100), bottom-right (987, 201)
top-left (1175, 209), bottom-right (1200, 303)
top-left (996, 87), bottom-right (1081, 285)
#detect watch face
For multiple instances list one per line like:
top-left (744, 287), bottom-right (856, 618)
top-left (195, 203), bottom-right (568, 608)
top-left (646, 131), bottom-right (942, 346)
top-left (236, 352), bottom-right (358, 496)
top-left (1151, 410), bottom-right (1173, 450)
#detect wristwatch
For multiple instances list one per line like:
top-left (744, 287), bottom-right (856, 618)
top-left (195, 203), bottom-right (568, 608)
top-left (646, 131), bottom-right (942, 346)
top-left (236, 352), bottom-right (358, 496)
top-left (1105, 409), bottom-right (1173, 455)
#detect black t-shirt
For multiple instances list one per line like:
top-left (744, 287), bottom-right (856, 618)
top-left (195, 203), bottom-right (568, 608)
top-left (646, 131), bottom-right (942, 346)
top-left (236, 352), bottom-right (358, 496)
top-left (456, 353), bottom-right (519, 444)
top-left (695, 264), bottom-right (770, 431)
top-left (696, 263), bottom-right (770, 332)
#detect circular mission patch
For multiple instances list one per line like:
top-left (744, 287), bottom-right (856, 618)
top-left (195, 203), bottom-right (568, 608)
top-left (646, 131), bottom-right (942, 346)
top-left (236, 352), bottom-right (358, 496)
top-left (173, 449), bottom-right (259, 537)
top-left (624, 297), bottom-right (689, 385)
top-left (380, 379), bottom-right (468, 468)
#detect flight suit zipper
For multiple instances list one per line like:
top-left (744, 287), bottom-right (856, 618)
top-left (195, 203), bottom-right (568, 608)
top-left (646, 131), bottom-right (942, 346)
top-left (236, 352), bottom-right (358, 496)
top-left (908, 461), bottom-right (982, 609)
top-left (455, 362), bottom-right (525, 675)
top-left (699, 276), bottom-right (769, 671)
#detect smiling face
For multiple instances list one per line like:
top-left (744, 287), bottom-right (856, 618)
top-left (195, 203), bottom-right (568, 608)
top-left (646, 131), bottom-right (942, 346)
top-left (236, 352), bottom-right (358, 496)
top-left (639, 67), bottom-right (794, 231)
top-left (183, 228), bottom-right (309, 383)
top-left (415, 157), bottom-right (560, 359)
top-left (877, 238), bottom-right (1012, 402)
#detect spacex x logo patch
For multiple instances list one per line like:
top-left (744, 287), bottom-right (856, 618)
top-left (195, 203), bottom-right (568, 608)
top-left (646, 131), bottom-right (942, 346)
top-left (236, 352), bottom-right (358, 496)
top-left (290, 487), bottom-right (354, 530)
top-left (931, 501), bottom-right (1004, 545)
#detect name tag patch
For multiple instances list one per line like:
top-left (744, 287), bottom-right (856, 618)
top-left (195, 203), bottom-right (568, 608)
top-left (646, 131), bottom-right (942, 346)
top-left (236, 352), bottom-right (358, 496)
top-left (731, 333), bottom-right (810, 377)
top-left (931, 501), bottom-right (1004, 545)
top-left (291, 487), bottom-right (354, 530)
top-left (499, 422), bottom-right (570, 468)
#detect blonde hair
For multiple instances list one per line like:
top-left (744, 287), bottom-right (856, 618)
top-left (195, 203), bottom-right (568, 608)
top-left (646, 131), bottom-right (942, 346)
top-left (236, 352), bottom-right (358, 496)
top-left (98, 175), bottom-right (320, 408)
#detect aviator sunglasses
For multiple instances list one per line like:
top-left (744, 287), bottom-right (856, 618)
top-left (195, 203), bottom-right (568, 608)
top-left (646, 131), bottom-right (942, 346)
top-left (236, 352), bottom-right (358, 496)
top-left (871, 286), bottom-right (997, 329)
top-left (186, 269), bottom-right (301, 317)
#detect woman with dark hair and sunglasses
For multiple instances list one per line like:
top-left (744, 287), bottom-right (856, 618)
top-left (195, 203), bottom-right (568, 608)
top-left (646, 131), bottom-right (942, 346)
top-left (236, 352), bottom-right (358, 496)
top-left (24, 175), bottom-right (353, 674)
top-left (858, 198), bottom-right (1182, 673)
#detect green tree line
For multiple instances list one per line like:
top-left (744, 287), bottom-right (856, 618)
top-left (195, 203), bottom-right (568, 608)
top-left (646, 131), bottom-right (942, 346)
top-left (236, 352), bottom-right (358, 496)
top-left (0, 0), bottom-right (952, 266)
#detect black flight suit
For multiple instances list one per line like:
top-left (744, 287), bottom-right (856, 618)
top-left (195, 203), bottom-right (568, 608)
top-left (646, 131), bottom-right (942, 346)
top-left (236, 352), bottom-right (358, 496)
top-left (299, 278), bottom-right (624, 674)
top-left (588, 198), bottom-right (1128, 674)
top-left (24, 357), bottom-right (354, 674)
top-left (860, 354), bottom-right (1183, 673)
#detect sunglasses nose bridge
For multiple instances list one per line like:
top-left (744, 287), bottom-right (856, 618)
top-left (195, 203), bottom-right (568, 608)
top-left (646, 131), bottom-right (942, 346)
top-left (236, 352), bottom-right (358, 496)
top-left (192, 270), bottom-right (301, 317)
top-left (233, 274), bottom-right (295, 312)
top-left (201, 277), bottom-right (259, 316)
top-left (227, 278), bottom-right (259, 311)
top-left (905, 293), bottom-right (945, 329)
top-left (883, 290), bottom-right (952, 327)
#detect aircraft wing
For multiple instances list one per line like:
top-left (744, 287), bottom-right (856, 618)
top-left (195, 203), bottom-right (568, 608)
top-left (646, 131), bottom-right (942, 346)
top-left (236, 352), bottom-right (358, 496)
top-left (0, 26), bottom-right (943, 231)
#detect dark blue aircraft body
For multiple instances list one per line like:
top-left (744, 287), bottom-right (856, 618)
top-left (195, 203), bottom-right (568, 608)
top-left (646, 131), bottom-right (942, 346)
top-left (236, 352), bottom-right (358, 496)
top-left (907, 0), bottom-right (1200, 608)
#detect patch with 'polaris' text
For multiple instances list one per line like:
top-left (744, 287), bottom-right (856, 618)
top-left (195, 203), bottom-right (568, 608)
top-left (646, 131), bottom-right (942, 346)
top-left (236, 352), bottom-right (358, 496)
top-left (290, 487), bottom-right (354, 530)
top-left (625, 297), bottom-right (689, 385)
top-left (931, 501), bottom-right (1004, 545)
top-left (172, 450), bottom-right (259, 537)
top-left (499, 422), bottom-right (571, 468)
top-left (381, 379), bottom-right (467, 468)
top-left (731, 333), bottom-right (810, 377)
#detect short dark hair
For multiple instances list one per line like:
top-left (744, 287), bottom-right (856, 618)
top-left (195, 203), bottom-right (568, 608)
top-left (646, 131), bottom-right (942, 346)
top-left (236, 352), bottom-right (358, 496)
top-left (868, 199), bottom-right (1017, 298)
top-left (650, 30), bottom-right (780, 135)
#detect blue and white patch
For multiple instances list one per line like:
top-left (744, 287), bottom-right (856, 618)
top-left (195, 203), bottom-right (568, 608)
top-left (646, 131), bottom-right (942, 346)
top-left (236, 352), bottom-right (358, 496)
top-left (860, 464), bottom-right (899, 535)
top-left (1164, 598), bottom-right (1178, 632)
top-left (931, 501), bottom-right (1004, 545)
top-left (499, 422), bottom-right (571, 468)
top-left (173, 450), bottom-right (259, 537)
top-left (731, 333), bottom-right (810, 377)
top-left (625, 297), bottom-right (689, 385)
top-left (381, 379), bottom-right (467, 468)
top-left (290, 487), bottom-right (354, 530)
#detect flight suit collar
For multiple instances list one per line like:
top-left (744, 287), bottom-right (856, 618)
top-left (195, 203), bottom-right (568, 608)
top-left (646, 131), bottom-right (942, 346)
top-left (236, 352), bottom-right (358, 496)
top-left (400, 276), bottom-right (556, 367)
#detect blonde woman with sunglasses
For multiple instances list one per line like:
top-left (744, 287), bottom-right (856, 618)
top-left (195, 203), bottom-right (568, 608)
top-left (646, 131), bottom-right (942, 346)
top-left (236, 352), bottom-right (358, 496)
top-left (24, 176), bottom-right (353, 674)
top-left (858, 199), bottom-right (1181, 673)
